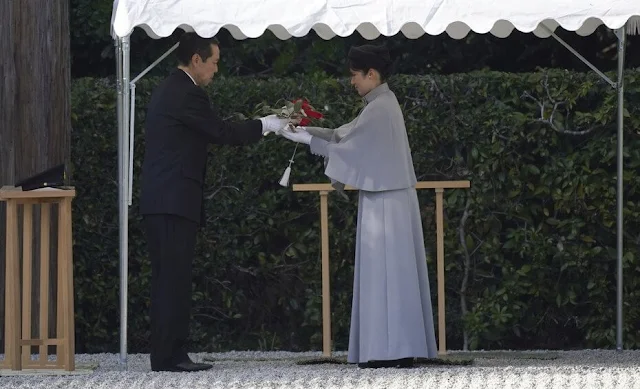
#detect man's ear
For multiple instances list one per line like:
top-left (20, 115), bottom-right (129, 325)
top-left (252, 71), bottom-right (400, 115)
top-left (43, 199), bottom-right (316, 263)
top-left (191, 53), bottom-right (200, 65)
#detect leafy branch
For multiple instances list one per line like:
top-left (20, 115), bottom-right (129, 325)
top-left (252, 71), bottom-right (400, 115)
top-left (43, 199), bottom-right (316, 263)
top-left (521, 75), bottom-right (601, 136)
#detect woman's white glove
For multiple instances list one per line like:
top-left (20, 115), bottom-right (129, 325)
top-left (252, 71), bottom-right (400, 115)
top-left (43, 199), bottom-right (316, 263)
top-left (259, 115), bottom-right (291, 135)
top-left (280, 126), bottom-right (312, 145)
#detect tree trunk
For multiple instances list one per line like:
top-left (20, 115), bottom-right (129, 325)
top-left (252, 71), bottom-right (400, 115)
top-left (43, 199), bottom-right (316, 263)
top-left (0, 0), bottom-right (71, 356)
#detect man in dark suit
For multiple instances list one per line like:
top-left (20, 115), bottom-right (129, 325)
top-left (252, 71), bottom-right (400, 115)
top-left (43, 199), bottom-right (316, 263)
top-left (140, 32), bottom-right (291, 372)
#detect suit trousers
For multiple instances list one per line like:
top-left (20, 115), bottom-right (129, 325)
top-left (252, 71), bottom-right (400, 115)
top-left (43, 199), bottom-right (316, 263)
top-left (144, 214), bottom-right (198, 370)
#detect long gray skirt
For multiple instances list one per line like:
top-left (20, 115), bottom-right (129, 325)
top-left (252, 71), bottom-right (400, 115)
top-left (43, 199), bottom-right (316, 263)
top-left (347, 187), bottom-right (438, 363)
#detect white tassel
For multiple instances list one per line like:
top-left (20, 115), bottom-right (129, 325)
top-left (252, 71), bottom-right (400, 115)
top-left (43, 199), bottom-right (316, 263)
top-left (279, 166), bottom-right (292, 187)
top-left (279, 142), bottom-right (299, 187)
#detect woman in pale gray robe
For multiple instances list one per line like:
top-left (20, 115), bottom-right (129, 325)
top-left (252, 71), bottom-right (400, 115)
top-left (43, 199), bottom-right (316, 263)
top-left (279, 44), bottom-right (437, 368)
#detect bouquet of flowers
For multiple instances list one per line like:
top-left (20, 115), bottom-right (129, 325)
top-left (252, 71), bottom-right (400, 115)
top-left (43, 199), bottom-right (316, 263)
top-left (259, 98), bottom-right (324, 187)
top-left (235, 98), bottom-right (324, 186)
top-left (261, 98), bottom-right (324, 134)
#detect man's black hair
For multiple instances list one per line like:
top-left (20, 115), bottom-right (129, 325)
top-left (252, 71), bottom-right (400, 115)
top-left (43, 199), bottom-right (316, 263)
top-left (176, 32), bottom-right (220, 66)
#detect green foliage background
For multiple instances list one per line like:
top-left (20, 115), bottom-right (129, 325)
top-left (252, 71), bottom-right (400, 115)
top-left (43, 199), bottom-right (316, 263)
top-left (70, 70), bottom-right (640, 353)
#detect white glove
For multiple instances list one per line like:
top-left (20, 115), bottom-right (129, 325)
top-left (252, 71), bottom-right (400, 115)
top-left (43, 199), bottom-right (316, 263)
top-left (280, 126), bottom-right (312, 145)
top-left (259, 114), bottom-right (290, 135)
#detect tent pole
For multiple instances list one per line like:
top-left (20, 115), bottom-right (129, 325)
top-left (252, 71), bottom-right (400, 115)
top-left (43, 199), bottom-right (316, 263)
top-left (614, 25), bottom-right (626, 352)
top-left (119, 35), bottom-right (131, 369)
top-left (115, 37), bottom-right (124, 367)
top-left (115, 38), bottom-right (123, 199)
top-left (541, 22), bottom-right (627, 350)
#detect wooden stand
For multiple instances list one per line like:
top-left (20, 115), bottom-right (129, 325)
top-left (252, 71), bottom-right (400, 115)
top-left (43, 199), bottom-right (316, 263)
top-left (0, 186), bottom-right (76, 371)
top-left (293, 181), bottom-right (470, 357)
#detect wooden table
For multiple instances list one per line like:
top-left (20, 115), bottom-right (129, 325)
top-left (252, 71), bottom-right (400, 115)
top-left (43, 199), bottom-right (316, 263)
top-left (293, 180), bottom-right (471, 356)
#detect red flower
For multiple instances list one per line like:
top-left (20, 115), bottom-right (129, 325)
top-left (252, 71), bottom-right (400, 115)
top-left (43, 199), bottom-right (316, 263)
top-left (292, 99), bottom-right (323, 126)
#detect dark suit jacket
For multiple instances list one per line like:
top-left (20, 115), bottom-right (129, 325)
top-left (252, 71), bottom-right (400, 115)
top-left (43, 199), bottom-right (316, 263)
top-left (140, 69), bottom-right (262, 225)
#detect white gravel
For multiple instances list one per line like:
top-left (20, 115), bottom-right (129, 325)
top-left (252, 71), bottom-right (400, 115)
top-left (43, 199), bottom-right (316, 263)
top-left (0, 350), bottom-right (639, 388)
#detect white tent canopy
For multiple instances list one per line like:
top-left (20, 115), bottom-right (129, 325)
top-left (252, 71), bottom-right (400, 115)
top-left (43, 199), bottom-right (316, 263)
top-left (111, 0), bottom-right (639, 39)
top-left (110, 0), bottom-right (640, 369)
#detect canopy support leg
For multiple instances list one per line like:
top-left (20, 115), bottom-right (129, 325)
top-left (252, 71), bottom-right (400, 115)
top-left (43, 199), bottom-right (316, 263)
top-left (117, 35), bottom-right (131, 370)
top-left (540, 22), bottom-right (627, 351)
top-left (614, 25), bottom-right (626, 352)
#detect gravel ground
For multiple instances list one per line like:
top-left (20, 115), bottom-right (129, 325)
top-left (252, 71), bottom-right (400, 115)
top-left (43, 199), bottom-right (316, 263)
top-left (1, 350), bottom-right (639, 389)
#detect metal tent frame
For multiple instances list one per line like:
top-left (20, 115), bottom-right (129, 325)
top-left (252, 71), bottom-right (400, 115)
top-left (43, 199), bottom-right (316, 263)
top-left (113, 21), bottom-right (633, 369)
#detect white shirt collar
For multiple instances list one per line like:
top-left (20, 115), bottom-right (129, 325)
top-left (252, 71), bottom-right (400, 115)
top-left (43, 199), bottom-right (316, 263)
top-left (181, 69), bottom-right (197, 85)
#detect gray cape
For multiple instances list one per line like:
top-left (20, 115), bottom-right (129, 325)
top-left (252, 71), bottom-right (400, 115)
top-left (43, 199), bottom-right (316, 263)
top-left (307, 83), bottom-right (417, 192)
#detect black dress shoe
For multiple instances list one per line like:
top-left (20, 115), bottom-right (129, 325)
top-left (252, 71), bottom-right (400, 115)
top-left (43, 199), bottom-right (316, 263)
top-left (153, 361), bottom-right (213, 372)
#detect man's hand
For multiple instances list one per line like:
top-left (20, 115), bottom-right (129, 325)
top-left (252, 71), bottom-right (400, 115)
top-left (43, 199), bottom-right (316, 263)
top-left (260, 115), bottom-right (291, 135)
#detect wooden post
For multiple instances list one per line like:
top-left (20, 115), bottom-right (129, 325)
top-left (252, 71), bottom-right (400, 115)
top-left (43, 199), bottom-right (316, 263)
top-left (319, 191), bottom-right (331, 356)
top-left (0, 187), bottom-right (76, 371)
top-left (21, 204), bottom-right (33, 367)
top-left (57, 197), bottom-right (75, 370)
top-left (4, 198), bottom-right (20, 369)
top-left (293, 181), bottom-right (470, 357)
top-left (435, 188), bottom-right (446, 355)
top-left (39, 204), bottom-right (51, 367)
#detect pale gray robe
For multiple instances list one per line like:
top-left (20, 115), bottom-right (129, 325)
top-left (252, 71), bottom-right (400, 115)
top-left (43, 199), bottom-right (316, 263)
top-left (306, 83), bottom-right (438, 363)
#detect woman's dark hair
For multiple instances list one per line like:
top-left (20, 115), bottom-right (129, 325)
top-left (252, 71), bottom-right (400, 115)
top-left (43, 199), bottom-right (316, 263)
top-left (176, 32), bottom-right (220, 66)
top-left (348, 44), bottom-right (392, 81)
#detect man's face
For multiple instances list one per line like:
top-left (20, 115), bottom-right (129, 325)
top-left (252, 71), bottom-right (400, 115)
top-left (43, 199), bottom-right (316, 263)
top-left (193, 44), bottom-right (219, 86)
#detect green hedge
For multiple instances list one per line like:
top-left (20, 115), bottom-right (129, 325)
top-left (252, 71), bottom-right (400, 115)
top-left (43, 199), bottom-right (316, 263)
top-left (69, 69), bottom-right (640, 353)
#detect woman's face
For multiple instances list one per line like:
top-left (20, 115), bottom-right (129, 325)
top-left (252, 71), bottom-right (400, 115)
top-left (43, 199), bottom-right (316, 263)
top-left (350, 69), bottom-right (380, 97)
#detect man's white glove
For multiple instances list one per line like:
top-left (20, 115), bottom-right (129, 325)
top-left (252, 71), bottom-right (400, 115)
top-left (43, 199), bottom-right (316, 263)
top-left (280, 126), bottom-right (312, 145)
top-left (259, 115), bottom-right (290, 135)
